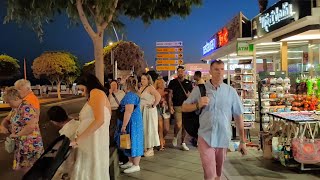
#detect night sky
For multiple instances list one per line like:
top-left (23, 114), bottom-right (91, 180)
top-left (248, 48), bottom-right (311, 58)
top-left (0, 0), bottom-right (278, 68)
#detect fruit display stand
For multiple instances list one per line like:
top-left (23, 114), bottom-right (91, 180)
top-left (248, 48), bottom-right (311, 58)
top-left (265, 111), bottom-right (320, 170)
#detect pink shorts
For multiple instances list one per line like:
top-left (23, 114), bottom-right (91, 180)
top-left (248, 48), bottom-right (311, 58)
top-left (198, 136), bottom-right (227, 179)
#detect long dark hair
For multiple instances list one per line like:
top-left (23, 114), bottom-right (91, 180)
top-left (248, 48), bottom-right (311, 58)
top-left (76, 73), bottom-right (107, 97)
top-left (47, 106), bottom-right (69, 123)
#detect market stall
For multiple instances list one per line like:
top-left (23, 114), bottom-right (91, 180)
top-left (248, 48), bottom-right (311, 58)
top-left (262, 111), bottom-right (320, 170)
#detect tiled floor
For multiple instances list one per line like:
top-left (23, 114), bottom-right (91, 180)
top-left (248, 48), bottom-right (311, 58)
top-left (119, 127), bottom-right (320, 180)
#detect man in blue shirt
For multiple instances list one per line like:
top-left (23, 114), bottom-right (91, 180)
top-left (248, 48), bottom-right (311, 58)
top-left (182, 60), bottom-right (247, 180)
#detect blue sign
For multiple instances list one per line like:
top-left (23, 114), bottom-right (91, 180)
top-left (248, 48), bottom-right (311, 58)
top-left (202, 38), bottom-right (216, 56)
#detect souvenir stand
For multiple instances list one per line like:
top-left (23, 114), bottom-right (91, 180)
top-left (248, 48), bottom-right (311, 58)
top-left (259, 74), bottom-right (320, 170)
top-left (267, 111), bottom-right (320, 170)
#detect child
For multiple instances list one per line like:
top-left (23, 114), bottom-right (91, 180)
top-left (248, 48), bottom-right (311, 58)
top-left (47, 106), bottom-right (80, 180)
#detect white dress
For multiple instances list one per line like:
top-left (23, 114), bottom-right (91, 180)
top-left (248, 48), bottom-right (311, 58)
top-left (71, 103), bottom-right (110, 180)
top-left (141, 91), bottom-right (160, 149)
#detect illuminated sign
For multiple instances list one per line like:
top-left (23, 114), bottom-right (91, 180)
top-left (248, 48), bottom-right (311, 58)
top-left (259, 2), bottom-right (294, 32)
top-left (218, 28), bottom-right (229, 47)
top-left (203, 38), bottom-right (216, 56)
top-left (252, 0), bottom-right (312, 37)
top-left (202, 28), bottom-right (229, 56)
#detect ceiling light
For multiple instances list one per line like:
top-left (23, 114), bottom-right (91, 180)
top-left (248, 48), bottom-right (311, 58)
top-left (288, 50), bottom-right (303, 53)
top-left (287, 41), bottom-right (308, 44)
top-left (256, 51), bottom-right (279, 55)
top-left (257, 42), bottom-right (280, 46)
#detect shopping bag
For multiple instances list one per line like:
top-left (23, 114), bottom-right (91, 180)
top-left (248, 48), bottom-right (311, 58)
top-left (260, 132), bottom-right (272, 159)
top-left (5, 137), bottom-right (15, 153)
top-left (120, 134), bottom-right (131, 149)
top-left (292, 122), bottom-right (320, 164)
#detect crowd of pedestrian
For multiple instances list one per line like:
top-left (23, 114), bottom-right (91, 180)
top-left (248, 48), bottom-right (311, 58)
top-left (0, 60), bottom-right (247, 180)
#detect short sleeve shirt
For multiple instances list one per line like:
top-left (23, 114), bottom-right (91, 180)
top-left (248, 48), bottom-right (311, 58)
top-left (183, 81), bottom-right (244, 148)
top-left (168, 78), bottom-right (193, 106)
top-left (23, 92), bottom-right (40, 110)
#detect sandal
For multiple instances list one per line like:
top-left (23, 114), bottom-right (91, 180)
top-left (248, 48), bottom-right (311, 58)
top-left (159, 146), bottom-right (165, 151)
top-left (144, 149), bottom-right (154, 157)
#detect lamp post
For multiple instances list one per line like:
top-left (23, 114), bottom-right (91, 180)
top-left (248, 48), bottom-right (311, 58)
top-left (109, 42), bottom-right (116, 79)
top-left (110, 24), bottom-right (120, 80)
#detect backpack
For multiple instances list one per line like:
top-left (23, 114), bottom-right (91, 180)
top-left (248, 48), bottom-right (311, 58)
top-left (182, 84), bottom-right (206, 138)
top-left (23, 135), bottom-right (71, 180)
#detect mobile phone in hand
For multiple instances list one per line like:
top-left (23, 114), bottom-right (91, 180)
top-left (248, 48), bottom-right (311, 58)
top-left (240, 149), bottom-right (245, 155)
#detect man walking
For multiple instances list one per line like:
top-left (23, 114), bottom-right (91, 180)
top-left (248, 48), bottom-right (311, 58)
top-left (168, 66), bottom-right (193, 151)
top-left (194, 71), bottom-right (205, 85)
top-left (182, 60), bottom-right (247, 180)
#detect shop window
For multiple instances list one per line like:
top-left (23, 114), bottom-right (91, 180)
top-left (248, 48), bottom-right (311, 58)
top-left (312, 43), bottom-right (320, 75)
top-left (287, 42), bottom-right (308, 91)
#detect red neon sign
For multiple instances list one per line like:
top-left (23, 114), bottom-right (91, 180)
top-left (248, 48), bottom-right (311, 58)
top-left (217, 27), bottom-right (229, 47)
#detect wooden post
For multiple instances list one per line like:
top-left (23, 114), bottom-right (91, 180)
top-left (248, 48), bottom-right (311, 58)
top-left (281, 42), bottom-right (288, 76)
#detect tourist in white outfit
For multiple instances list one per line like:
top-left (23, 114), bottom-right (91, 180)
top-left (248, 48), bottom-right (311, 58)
top-left (70, 73), bottom-right (111, 180)
top-left (139, 73), bottom-right (161, 157)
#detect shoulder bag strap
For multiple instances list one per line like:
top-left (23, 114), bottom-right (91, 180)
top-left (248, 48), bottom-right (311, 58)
top-left (177, 80), bottom-right (188, 97)
top-left (198, 84), bottom-right (206, 114)
top-left (141, 85), bottom-right (149, 94)
top-left (111, 92), bottom-right (120, 105)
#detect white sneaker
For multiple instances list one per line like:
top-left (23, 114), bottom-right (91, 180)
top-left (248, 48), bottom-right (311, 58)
top-left (181, 143), bottom-right (189, 151)
top-left (172, 137), bottom-right (178, 147)
top-left (120, 162), bottom-right (133, 169)
top-left (124, 165), bottom-right (140, 173)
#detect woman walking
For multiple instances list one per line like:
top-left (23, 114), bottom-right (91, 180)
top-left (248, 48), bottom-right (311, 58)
top-left (154, 78), bottom-right (173, 150)
top-left (139, 73), bottom-right (161, 156)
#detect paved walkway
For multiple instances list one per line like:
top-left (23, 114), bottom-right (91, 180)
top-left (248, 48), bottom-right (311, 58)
top-left (119, 128), bottom-right (320, 180)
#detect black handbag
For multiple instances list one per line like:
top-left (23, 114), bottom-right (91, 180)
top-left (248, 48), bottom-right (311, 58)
top-left (182, 84), bottom-right (206, 138)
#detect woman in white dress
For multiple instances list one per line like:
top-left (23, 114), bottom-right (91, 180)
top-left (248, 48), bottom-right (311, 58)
top-left (139, 73), bottom-right (161, 156)
top-left (70, 73), bottom-right (111, 180)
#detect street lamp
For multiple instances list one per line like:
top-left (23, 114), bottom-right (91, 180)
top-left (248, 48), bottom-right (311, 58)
top-left (109, 41), bottom-right (117, 80)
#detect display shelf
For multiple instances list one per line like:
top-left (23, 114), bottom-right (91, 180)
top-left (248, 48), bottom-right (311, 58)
top-left (242, 81), bottom-right (254, 83)
top-left (261, 98), bottom-right (278, 101)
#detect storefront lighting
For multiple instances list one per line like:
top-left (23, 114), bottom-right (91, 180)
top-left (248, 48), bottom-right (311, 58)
top-left (288, 50), bottom-right (303, 53)
top-left (288, 57), bottom-right (302, 59)
top-left (287, 41), bottom-right (308, 44)
top-left (282, 34), bottom-right (320, 41)
top-left (306, 64), bottom-right (314, 70)
top-left (219, 57), bottom-right (253, 61)
top-left (256, 42), bottom-right (280, 46)
top-left (256, 51), bottom-right (279, 55)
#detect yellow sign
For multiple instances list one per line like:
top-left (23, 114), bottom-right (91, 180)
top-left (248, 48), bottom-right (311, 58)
top-left (156, 66), bottom-right (176, 71)
top-left (156, 59), bottom-right (184, 65)
top-left (156, 53), bottom-right (183, 59)
top-left (156, 47), bottom-right (183, 53)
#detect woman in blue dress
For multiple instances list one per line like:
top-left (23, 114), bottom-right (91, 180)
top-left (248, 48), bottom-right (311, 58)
top-left (115, 76), bottom-right (144, 174)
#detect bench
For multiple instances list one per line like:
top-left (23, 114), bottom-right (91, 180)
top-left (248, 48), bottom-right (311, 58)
top-left (109, 146), bottom-right (120, 180)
